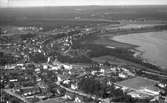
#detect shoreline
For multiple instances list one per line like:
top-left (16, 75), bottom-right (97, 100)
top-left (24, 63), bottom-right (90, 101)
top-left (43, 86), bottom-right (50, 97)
top-left (112, 30), bottom-right (167, 70)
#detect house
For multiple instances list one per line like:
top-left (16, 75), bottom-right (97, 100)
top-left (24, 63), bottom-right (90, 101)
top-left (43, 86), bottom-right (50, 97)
top-left (35, 68), bottom-right (40, 73)
top-left (57, 76), bottom-right (62, 83)
top-left (5, 65), bottom-right (16, 70)
top-left (139, 88), bottom-right (160, 96)
top-left (50, 66), bottom-right (59, 70)
top-left (101, 98), bottom-right (110, 103)
top-left (165, 96), bottom-right (167, 102)
top-left (121, 86), bottom-right (129, 92)
top-left (71, 83), bottom-right (78, 90)
top-left (74, 97), bottom-right (82, 103)
top-left (91, 71), bottom-right (97, 75)
top-left (63, 64), bottom-right (72, 70)
top-left (128, 91), bottom-right (142, 98)
top-left (107, 81), bottom-right (112, 86)
top-left (43, 65), bottom-right (48, 70)
top-left (21, 87), bottom-right (41, 97)
top-left (110, 67), bottom-right (117, 72)
top-left (118, 73), bottom-right (127, 79)
top-left (16, 64), bottom-right (24, 67)
top-left (100, 69), bottom-right (105, 73)
top-left (139, 86), bottom-right (160, 96)
top-left (64, 91), bottom-right (75, 100)
top-left (63, 80), bottom-right (71, 85)
top-left (68, 71), bottom-right (72, 75)
top-left (150, 96), bottom-right (160, 102)
top-left (9, 79), bottom-right (18, 82)
top-left (37, 82), bottom-right (48, 94)
top-left (158, 83), bottom-right (167, 88)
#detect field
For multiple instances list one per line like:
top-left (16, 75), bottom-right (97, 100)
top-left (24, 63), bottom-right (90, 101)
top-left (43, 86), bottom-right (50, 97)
top-left (92, 55), bottom-right (128, 65)
top-left (91, 33), bottom-right (136, 49)
top-left (1, 5), bottom-right (167, 26)
top-left (117, 76), bottom-right (158, 90)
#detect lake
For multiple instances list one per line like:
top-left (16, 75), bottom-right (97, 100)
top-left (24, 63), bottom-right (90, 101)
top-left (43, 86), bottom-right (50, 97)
top-left (113, 31), bottom-right (167, 69)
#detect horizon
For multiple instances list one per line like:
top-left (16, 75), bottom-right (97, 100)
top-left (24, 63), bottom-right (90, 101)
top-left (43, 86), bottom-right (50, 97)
top-left (0, 4), bottom-right (167, 8)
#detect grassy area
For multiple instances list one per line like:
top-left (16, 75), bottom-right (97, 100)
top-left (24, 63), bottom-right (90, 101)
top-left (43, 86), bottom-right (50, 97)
top-left (91, 34), bottom-right (137, 49)
top-left (92, 55), bottom-right (127, 65)
top-left (117, 76), bottom-right (158, 90)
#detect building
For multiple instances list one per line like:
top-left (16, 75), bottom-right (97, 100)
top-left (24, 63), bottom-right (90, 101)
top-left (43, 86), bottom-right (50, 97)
top-left (20, 87), bottom-right (41, 97)
top-left (139, 88), bottom-right (160, 96)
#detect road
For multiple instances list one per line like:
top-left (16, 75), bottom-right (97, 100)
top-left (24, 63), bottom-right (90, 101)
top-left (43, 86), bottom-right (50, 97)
top-left (55, 82), bottom-right (127, 103)
top-left (142, 71), bottom-right (167, 78)
top-left (3, 89), bottom-right (30, 103)
top-left (55, 82), bottom-right (107, 102)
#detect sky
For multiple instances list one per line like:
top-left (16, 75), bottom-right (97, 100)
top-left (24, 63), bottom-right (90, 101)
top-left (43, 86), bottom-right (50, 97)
top-left (0, 0), bottom-right (167, 7)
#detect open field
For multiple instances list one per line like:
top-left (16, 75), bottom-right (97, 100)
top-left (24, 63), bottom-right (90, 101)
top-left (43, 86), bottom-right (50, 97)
top-left (92, 55), bottom-right (129, 65)
top-left (92, 34), bottom-right (137, 49)
top-left (117, 76), bottom-right (159, 90)
top-left (1, 6), bottom-right (167, 20)
top-left (1, 5), bottom-right (167, 26)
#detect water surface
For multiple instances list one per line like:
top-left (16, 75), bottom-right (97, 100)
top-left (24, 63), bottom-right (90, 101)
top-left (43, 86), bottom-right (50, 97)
top-left (113, 31), bottom-right (167, 69)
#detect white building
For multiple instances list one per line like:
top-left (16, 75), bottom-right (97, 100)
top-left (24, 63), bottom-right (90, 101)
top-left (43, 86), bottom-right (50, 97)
top-left (43, 65), bottom-right (48, 69)
top-left (74, 97), bottom-right (81, 103)
top-left (139, 88), bottom-right (160, 96)
top-left (127, 91), bottom-right (142, 98)
top-left (63, 80), bottom-right (70, 84)
top-left (63, 64), bottom-right (72, 70)
top-left (119, 73), bottom-right (127, 79)
top-left (71, 84), bottom-right (78, 90)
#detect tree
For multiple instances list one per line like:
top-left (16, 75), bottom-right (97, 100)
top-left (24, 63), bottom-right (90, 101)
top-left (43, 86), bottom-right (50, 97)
top-left (10, 98), bottom-right (21, 103)
top-left (104, 61), bottom-right (110, 66)
top-left (78, 76), bottom-right (108, 98)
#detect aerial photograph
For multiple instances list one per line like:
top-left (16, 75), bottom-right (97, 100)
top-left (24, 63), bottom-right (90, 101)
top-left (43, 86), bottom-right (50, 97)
top-left (0, 0), bottom-right (167, 103)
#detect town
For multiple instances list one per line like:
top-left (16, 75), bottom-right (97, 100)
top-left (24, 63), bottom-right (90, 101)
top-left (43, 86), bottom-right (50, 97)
top-left (1, 20), bottom-right (167, 103)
